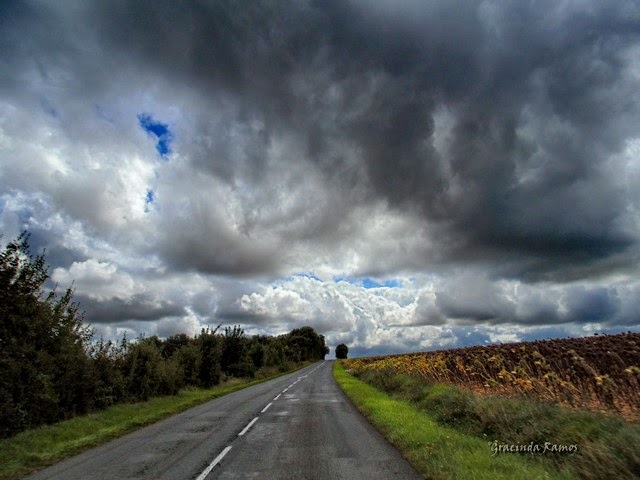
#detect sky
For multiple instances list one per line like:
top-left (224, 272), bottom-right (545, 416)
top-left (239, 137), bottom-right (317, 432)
top-left (1, 0), bottom-right (640, 357)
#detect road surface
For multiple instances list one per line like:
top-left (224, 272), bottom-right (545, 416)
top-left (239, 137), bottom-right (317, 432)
top-left (26, 360), bottom-right (422, 480)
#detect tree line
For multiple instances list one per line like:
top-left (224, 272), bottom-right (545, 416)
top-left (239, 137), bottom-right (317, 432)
top-left (0, 233), bottom-right (329, 438)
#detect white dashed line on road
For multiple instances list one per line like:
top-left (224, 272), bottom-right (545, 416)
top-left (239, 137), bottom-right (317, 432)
top-left (238, 417), bottom-right (259, 436)
top-left (195, 446), bottom-right (232, 480)
top-left (193, 364), bottom-right (324, 480)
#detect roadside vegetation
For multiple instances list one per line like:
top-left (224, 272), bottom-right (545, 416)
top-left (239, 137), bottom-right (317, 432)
top-left (0, 365), bottom-right (310, 480)
top-left (334, 361), bottom-right (577, 480)
top-left (0, 232), bottom-right (329, 440)
top-left (337, 356), bottom-right (640, 479)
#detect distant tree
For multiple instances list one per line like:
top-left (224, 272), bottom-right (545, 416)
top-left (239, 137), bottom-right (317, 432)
top-left (248, 341), bottom-right (265, 369)
top-left (174, 341), bottom-right (200, 387)
top-left (221, 325), bottom-right (249, 376)
top-left (198, 327), bottom-right (222, 388)
top-left (320, 335), bottom-right (330, 359)
top-left (89, 338), bottom-right (125, 408)
top-left (161, 333), bottom-right (191, 358)
top-left (287, 326), bottom-right (330, 361)
top-left (335, 343), bottom-right (349, 359)
top-left (264, 337), bottom-right (287, 369)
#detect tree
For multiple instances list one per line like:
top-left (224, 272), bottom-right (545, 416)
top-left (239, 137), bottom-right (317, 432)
top-left (319, 335), bottom-right (330, 359)
top-left (0, 233), bottom-right (94, 437)
top-left (221, 325), bottom-right (249, 376)
top-left (89, 338), bottom-right (125, 408)
top-left (287, 326), bottom-right (330, 361)
top-left (335, 343), bottom-right (349, 359)
top-left (198, 327), bottom-right (222, 387)
top-left (122, 340), bottom-right (163, 401)
top-left (248, 341), bottom-right (265, 369)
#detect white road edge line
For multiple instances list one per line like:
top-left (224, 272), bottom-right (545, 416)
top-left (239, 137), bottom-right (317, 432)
top-left (274, 393), bottom-right (281, 400)
top-left (261, 402), bottom-right (273, 413)
top-left (195, 446), bottom-right (232, 480)
top-left (238, 417), bottom-right (259, 436)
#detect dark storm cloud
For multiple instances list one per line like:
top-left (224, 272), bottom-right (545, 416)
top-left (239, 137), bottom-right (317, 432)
top-left (78, 0), bottom-right (640, 279)
top-left (2, 0), bottom-right (640, 348)
top-left (75, 293), bottom-right (186, 324)
top-left (432, 280), bottom-right (637, 328)
top-left (27, 230), bottom-right (88, 272)
top-left (156, 195), bottom-right (281, 276)
top-left (563, 285), bottom-right (619, 324)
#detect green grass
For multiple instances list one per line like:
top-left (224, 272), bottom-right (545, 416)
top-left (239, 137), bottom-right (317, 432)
top-left (348, 367), bottom-right (640, 479)
top-left (333, 360), bottom-right (577, 480)
top-left (0, 365), bottom-right (309, 480)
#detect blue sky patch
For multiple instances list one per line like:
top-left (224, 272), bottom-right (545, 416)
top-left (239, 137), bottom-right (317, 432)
top-left (362, 277), bottom-right (402, 288)
top-left (144, 189), bottom-right (155, 212)
top-left (294, 272), bottom-right (322, 281)
top-left (138, 113), bottom-right (172, 158)
top-left (334, 276), bottom-right (402, 289)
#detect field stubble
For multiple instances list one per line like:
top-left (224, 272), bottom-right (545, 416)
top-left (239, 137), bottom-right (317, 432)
top-left (344, 332), bottom-right (640, 420)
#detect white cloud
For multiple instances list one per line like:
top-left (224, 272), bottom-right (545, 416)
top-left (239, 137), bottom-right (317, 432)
top-left (52, 259), bottom-right (138, 302)
top-left (1, 0), bottom-right (639, 354)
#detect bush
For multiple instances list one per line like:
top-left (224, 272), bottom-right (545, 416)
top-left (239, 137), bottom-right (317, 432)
top-left (413, 384), bottom-right (481, 431)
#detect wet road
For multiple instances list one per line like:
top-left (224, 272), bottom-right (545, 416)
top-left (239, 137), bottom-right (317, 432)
top-left (26, 361), bottom-right (421, 480)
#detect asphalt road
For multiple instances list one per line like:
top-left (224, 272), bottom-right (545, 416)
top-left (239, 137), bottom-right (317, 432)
top-left (26, 360), bottom-right (422, 480)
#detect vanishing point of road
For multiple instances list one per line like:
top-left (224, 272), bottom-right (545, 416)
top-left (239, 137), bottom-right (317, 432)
top-left (26, 360), bottom-right (422, 480)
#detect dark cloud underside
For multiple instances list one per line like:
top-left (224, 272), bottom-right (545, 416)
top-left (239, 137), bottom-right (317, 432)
top-left (1, 0), bottom-right (640, 352)
top-left (77, 0), bottom-right (640, 279)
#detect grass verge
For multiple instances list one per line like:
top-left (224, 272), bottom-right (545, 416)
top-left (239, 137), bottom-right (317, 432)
top-left (349, 366), bottom-right (640, 480)
top-left (0, 364), bottom-right (311, 480)
top-left (333, 360), bottom-right (577, 480)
